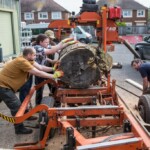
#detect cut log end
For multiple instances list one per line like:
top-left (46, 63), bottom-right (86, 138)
top-left (58, 43), bottom-right (112, 89)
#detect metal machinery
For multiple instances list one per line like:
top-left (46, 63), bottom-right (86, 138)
top-left (48, 1), bottom-right (121, 52)
top-left (0, 0), bottom-right (150, 150)
top-left (11, 77), bottom-right (150, 150)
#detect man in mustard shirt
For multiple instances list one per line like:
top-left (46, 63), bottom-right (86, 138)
top-left (0, 47), bottom-right (63, 134)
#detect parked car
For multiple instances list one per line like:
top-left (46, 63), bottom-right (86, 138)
top-left (143, 35), bottom-right (150, 43)
top-left (70, 26), bottom-right (92, 43)
top-left (135, 35), bottom-right (150, 60)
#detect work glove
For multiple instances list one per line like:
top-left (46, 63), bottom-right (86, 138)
top-left (53, 70), bottom-right (64, 79)
top-left (57, 38), bottom-right (78, 50)
top-left (61, 38), bottom-right (74, 43)
top-left (52, 61), bottom-right (60, 71)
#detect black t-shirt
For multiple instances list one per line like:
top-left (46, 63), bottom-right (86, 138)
top-left (139, 63), bottom-right (150, 81)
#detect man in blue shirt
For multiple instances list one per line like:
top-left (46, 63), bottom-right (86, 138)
top-left (131, 59), bottom-right (150, 94)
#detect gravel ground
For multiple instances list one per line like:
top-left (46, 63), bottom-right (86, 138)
top-left (0, 43), bottom-right (143, 149)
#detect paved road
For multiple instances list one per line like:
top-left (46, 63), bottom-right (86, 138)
top-left (0, 43), bottom-right (143, 149)
top-left (110, 43), bottom-right (142, 116)
top-left (110, 43), bottom-right (142, 96)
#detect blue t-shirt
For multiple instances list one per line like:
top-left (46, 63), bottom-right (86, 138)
top-left (139, 63), bottom-right (150, 81)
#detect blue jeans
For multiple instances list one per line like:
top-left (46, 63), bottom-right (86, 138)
top-left (19, 75), bottom-right (33, 103)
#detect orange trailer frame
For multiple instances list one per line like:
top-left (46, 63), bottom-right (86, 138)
top-left (7, 76), bottom-right (149, 150)
top-left (0, 5), bottom-right (149, 150)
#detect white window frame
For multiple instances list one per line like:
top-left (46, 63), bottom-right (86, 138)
top-left (136, 23), bottom-right (145, 26)
top-left (38, 12), bottom-right (48, 20)
top-left (122, 10), bottom-right (132, 18)
top-left (137, 10), bottom-right (145, 17)
top-left (51, 12), bottom-right (62, 20)
top-left (125, 22), bottom-right (132, 26)
top-left (24, 12), bottom-right (34, 20)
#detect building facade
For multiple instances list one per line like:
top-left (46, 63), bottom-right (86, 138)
top-left (0, 0), bottom-right (20, 58)
top-left (97, 0), bottom-right (148, 26)
top-left (21, 0), bottom-right (70, 24)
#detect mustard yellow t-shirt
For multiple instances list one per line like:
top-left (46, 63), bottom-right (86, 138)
top-left (0, 56), bottom-right (34, 92)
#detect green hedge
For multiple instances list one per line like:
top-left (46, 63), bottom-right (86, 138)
top-left (116, 22), bottom-right (126, 27)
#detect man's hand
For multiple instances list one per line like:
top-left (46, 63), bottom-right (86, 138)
top-left (53, 70), bottom-right (64, 79)
top-left (52, 61), bottom-right (60, 71)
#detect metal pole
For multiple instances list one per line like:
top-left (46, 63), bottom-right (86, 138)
top-left (0, 44), bottom-right (3, 62)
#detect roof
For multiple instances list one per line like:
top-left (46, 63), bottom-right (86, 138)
top-left (21, 0), bottom-right (70, 13)
top-left (97, 0), bottom-right (148, 9)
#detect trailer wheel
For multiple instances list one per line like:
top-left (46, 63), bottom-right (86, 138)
top-left (138, 95), bottom-right (150, 123)
top-left (39, 96), bottom-right (55, 140)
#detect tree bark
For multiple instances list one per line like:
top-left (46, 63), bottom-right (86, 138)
top-left (58, 43), bottom-right (112, 89)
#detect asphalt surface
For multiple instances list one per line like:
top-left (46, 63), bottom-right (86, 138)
top-left (0, 43), bottom-right (143, 149)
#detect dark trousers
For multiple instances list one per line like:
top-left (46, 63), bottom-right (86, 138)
top-left (35, 76), bottom-right (57, 105)
top-left (0, 87), bottom-right (23, 128)
top-left (19, 75), bottom-right (33, 103)
top-left (19, 75), bottom-right (43, 105)
top-left (35, 76), bottom-right (45, 105)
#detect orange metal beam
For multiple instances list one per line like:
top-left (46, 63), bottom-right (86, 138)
top-left (48, 20), bottom-right (72, 29)
top-left (62, 96), bottom-right (94, 104)
top-left (56, 87), bottom-right (108, 97)
top-left (47, 107), bottom-right (123, 117)
top-left (101, 7), bottom-right (107, 52)
top-left (66, 118), bottom-right (121, 127)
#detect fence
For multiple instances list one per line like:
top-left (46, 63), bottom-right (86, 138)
top-left (21, 28), bottom-right (32, 50)
top-left (81, 25), bottom-right (150, 42)
top-left (118, 26), bottom-right (150, 35)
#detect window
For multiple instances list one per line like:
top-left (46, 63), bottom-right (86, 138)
top-left (24, 12), bottom-right (34, 20)
top-left (74, 27), bottom-right (82, 34)
top-left (137, 10), bottom-right (145, 17)
top-left (136, 23), bottom-right (145, 26)
top-left (125, 22), bottom-right (132, 26)
top-left (123, 10), bottom-right (132, 18)
top-left (51, 12), bottom-right (62, 19)
top-left (38, 12), bottom-right (48, 20)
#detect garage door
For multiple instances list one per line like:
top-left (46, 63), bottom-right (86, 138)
top-left (0, 11), bottom-right (14, 57)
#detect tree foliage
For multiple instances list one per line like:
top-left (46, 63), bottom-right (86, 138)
top-left (116, 22), bottom-right (126, 27)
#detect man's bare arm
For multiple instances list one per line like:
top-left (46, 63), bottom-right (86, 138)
top-left (29, 67), bottom-right (54, 79)
top-left (44, 38), bottom-right (77, 55)
top-left (143, 77), bottom-right (148, 93)
top-left (33, 62), bottom-right (53, 72)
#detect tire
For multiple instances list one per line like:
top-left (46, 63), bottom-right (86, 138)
top-left (79, 38), bottom-right (87, 43)
top-left (138, 95), bottom-right (150, 123)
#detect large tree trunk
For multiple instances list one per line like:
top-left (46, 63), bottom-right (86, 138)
top-left (58, 43), bottom-right (112, 89)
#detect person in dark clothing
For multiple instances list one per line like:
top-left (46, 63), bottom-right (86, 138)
top-left (19, 75), bottom-right (33, 103)
top-left (19, 35), bottom-right (77, 105)
top-left (131, 59), bottom-right (150, 94)
top-left (44, 30), bottom-right (57, 95)
top-left (34, 34), bottom-right (61, 105)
